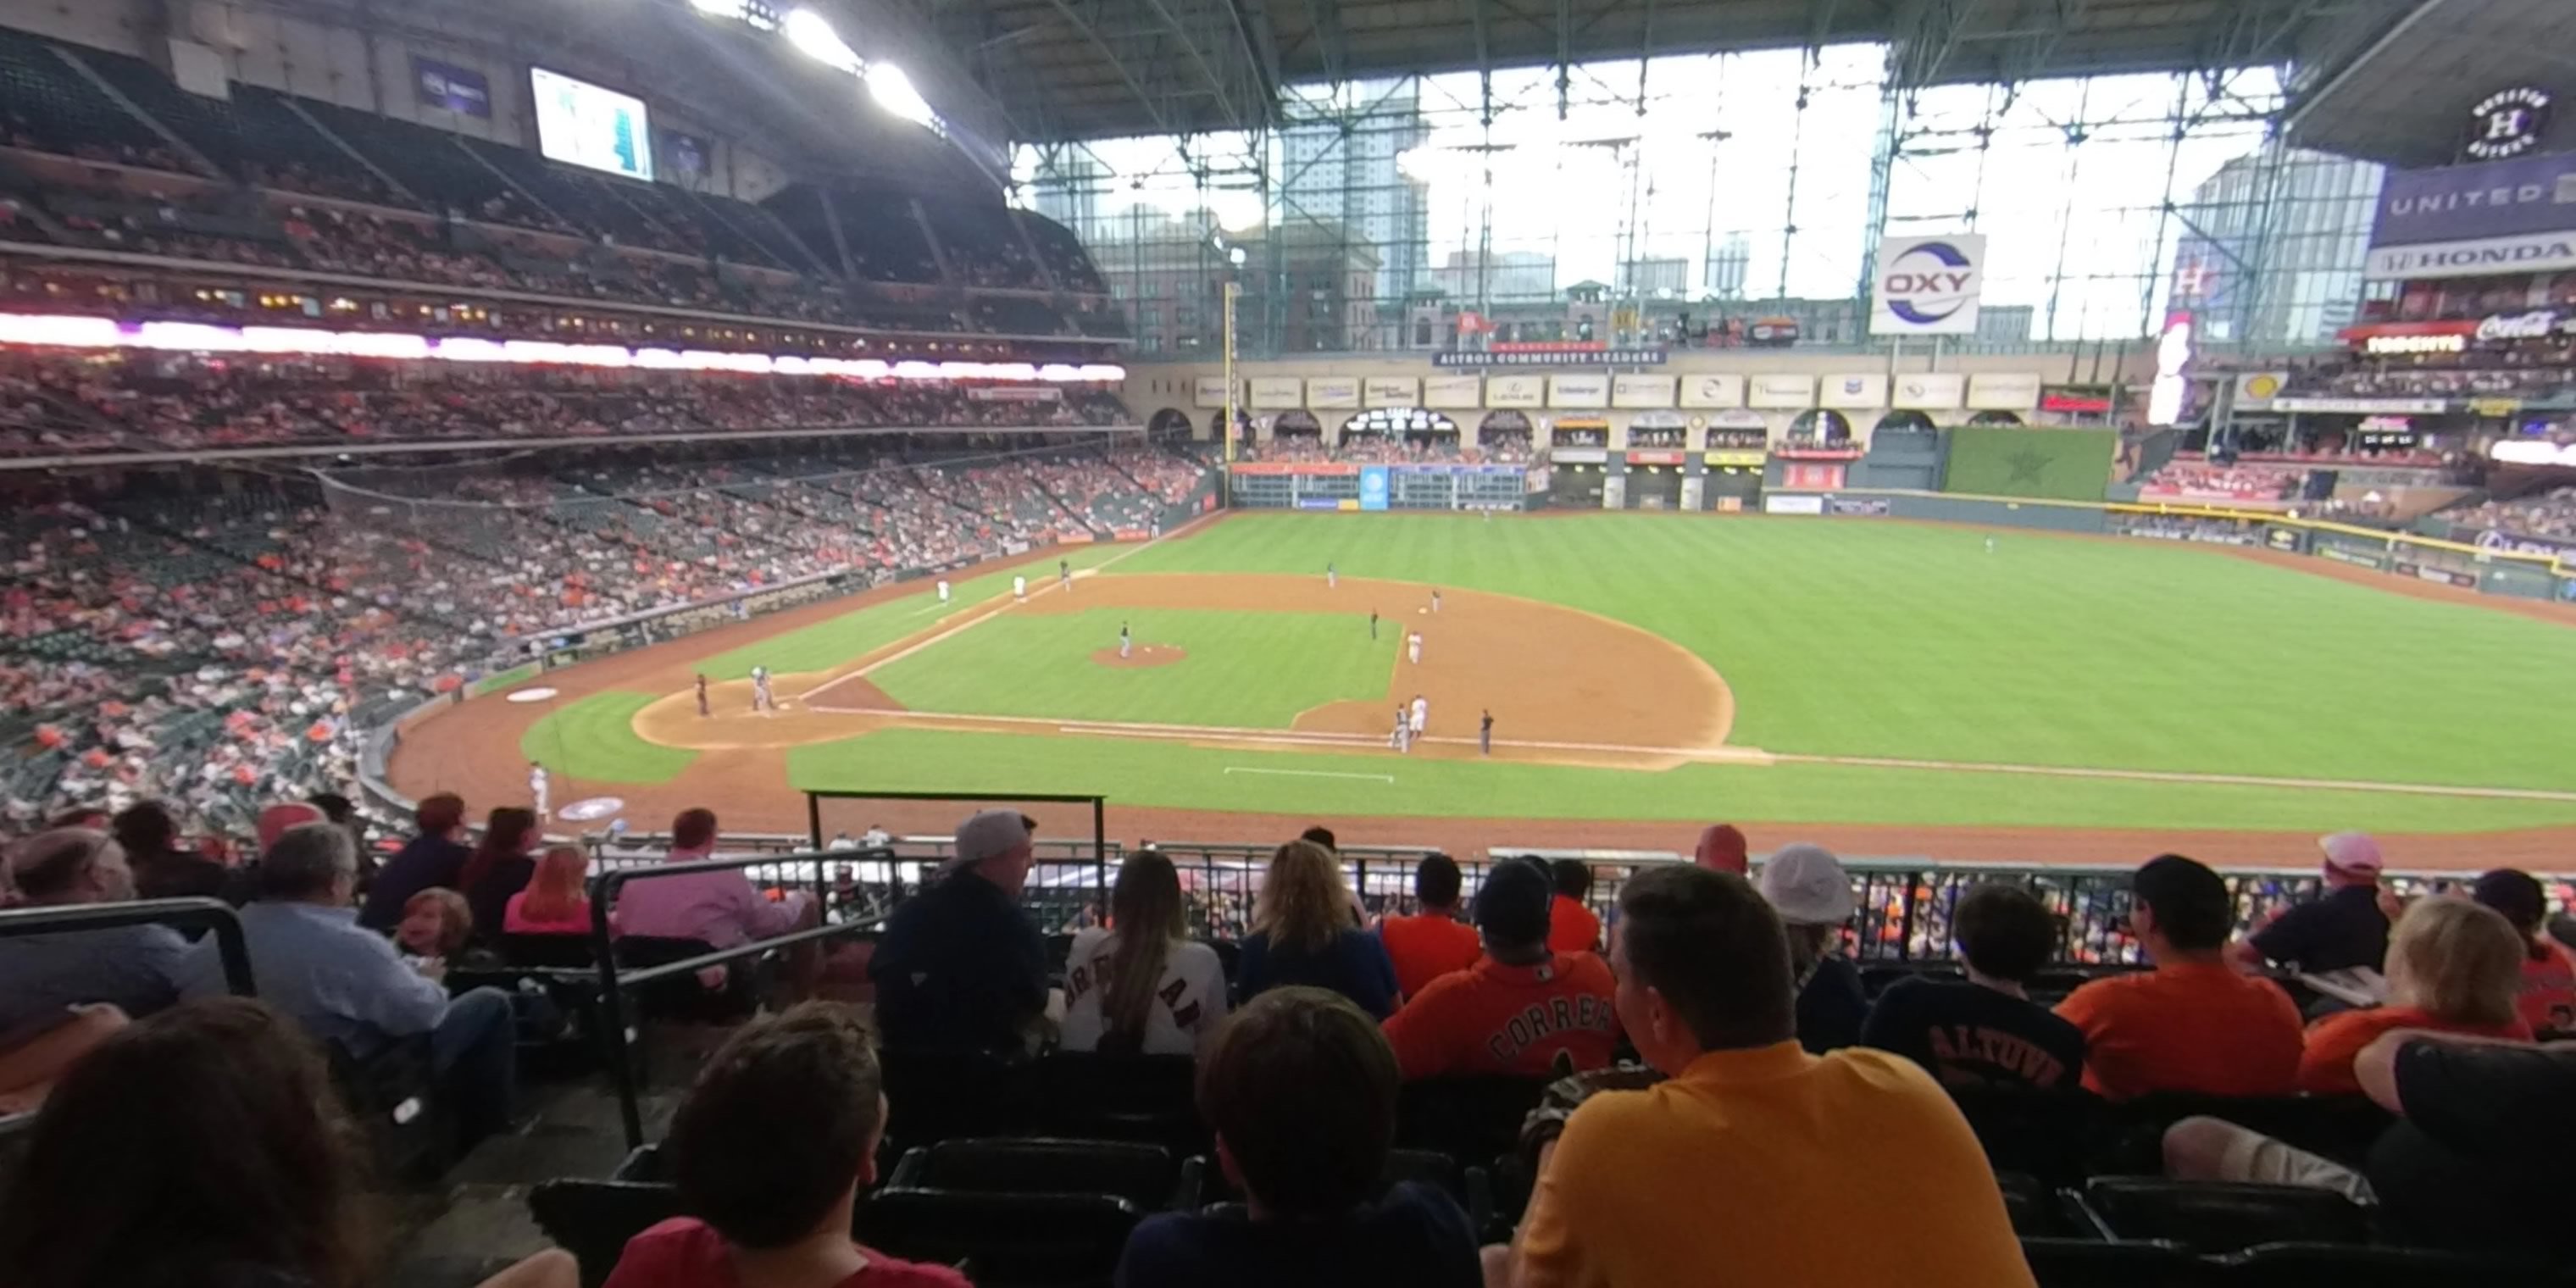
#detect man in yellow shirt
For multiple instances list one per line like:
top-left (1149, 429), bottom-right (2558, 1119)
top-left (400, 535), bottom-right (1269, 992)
top-left (1493, 865), bottom-right (2035, 1288)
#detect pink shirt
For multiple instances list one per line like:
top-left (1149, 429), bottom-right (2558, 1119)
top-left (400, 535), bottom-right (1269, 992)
top-left (605, 1218), bottom-right (968, 1288)
top-left (502, 890), bottom-right (602, 937)
top-left (611, 849), bottom-right (804, 948)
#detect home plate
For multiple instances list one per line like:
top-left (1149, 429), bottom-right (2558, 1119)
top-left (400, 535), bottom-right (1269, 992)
top-left (506, 686), bottom-right (561, 703)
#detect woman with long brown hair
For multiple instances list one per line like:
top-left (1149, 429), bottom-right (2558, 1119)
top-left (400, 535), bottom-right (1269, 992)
top-left (1061, 850), bottom-right (1229, 1054)
top-left (1237, 839), bottom-right (1399, 1018)
top-left (458, 806), bottom-right (541, 941)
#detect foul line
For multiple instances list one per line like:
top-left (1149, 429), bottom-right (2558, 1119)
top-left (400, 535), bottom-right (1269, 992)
top-left (1224, 766), bottom-right (1396, 784)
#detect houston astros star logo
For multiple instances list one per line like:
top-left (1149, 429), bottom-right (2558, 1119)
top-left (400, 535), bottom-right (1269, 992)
top-left (2004, 448), bottom-right (2052, 485)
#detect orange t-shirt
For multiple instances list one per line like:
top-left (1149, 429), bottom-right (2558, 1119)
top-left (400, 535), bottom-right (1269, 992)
top-left (1548, 895), bottom-right (1602, 954)
top-left (2516, 942), bottom-right (2576, 1036)
top-left (2298, 1005), bottom-right (2532, 1095)
top-left (2054, 962), bottom-right (2304, 1101)
top-left (1380, 912), bottom-right (1483, 1001)
top-left (1380, 952), bottom-right (1618, 1080)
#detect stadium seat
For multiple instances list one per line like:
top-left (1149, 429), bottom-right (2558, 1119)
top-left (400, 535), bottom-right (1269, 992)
top-left (885, 1137), bottom-right (1193, 1210)
top-left (1393, 1074), bottom-right (1551, 1166)
top-left (527, 1167), bottom-right (683, 1288)
top-left (1949, 1086), bottom-right (2105, 1185)
top-left (1996, 1170), bottom-right (2072, 1238)
top-left (878, 1046), bottom-right (1025, 1146)
top-left (1018, 1052), bottom-right (1203, 1152)
top-left (613, 935), bottom-right (759, 1021)
top-left (852, 1189), bottom-right (1139, 1288)
top-left (327, 1033), bottom-right (448, 1180)
top-left (2220, 1241), bottom-right (2576, 1286)
top-left (505, 932), bottom-right (599, 969)
top-left (2095, 1095), bottom-right (2390, 1174)
top-left (2020, 1237), bottom-right (2218, 1288)
top-left (2071, 1178), bottom-right (2372, 1253)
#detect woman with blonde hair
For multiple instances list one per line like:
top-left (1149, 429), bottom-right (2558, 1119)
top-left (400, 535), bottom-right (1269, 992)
top-left (1061, 850), bottom-right (1230, 1054)
top-left (505, 845), bottom-right (602, 936)
top-left (2298, 897), bottom-right (2532, 1094)
top-left (1237, 839), bottom-right (1399, 1017)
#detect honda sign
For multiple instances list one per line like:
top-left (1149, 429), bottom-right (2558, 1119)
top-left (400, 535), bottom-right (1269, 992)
top-left (1870, 234), bottom-right (1986, 336)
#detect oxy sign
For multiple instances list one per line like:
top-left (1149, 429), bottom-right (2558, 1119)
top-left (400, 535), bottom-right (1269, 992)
top-left (1869, 233), bottom-right (1986, 336)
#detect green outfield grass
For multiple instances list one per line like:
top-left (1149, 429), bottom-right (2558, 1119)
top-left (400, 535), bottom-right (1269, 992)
top-left (695, 543), bottom-right (1132, 680)
top-left (527, 513), bottom-right (2576, 833)
top-left (521, 691), bottom-right (698, 783)
top-left (869, 608), bottom-right (1394, 726)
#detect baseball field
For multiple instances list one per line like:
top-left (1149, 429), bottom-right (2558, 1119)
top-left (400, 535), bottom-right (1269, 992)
top-left (388, 512), bottom-right (2576, 867)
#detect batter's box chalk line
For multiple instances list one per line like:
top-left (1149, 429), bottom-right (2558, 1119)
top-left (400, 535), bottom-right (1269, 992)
top-left (1223, 766), bottom-right (1396, 784)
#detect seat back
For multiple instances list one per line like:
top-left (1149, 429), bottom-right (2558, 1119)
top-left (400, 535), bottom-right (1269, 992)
top-left (2077, 1178), bottom-right (2372, 1253)
top-left (1394, 1074), bottom-right (1550, 1166)
top-left (2222, 1241), bottom-right (2568, 1286)
top-left (2020, 1237), bottom-right (2218, 1288)
top-left (879, 1046), bottom-right (1024, 1146)
top-left (854, 1189), bottom-right (1139, 1288)
top-left (1949, 1087), bottom-right (2105, 1185)
top-left (891, 1137), bottom-right (1180, 1209)
top-left (526, 1179), bottom-right (682, 1288)
top-left (2098, 1095), bottom-right (2390, 1174)
top-left (1995, 1170), bottom-right (2068, 1238)
top-left (505, 932), bottom-right (597, 969)
top-left (1019, 1052), bottom-right (1203, 1152)
top-left (613, 935), bottom-right (757, 1020)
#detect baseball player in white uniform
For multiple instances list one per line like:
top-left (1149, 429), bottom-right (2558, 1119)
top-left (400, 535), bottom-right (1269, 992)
top-left (1407, 631), bottom-right (1423, 665)
top-left (1119, 621), bottom-right (1132, 659)
top-left (529, 762), bottom-right (549, 822)
top-left (1408, 694), bottom-right (1429, 740)
top-left (751, 665), bottom-right (774, 714)
top-left (1013, 575), bottom-right (1027, 602)
top-left (937, 579), bottom-right (952, 603)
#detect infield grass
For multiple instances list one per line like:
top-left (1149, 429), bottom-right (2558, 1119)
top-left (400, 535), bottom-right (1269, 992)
top-left (522, 690), bottom-right (699, 783)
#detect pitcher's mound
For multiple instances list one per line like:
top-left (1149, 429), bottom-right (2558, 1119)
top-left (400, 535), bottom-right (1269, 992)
top-left (1092, 644), bottom-right (1185, 669)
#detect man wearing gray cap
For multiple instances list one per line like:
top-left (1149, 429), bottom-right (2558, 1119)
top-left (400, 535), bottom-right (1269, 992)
top-left (868, 809), bottom-right (1049, 1054)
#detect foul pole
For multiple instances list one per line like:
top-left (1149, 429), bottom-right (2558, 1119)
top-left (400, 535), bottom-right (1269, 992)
top-left (1221, 280), bottom-right (1238, 509)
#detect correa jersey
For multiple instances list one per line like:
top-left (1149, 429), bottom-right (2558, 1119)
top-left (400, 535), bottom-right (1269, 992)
top-left (1382, 952), bottom-right (1619, 1080)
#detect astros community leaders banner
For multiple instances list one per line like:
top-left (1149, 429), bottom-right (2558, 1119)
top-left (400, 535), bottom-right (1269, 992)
top-left (1870, 233), bottom-right (1987, 336)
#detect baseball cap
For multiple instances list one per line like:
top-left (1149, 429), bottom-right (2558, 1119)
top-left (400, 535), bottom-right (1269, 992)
top-left (1757, 843), bottom-right (1854, 926)
top-left (1695, 824), bottom-right (1749, 875)
top-left (258, 802), bottom-right (326, 853)
top-left (1474, 858), bottom-right (1554, 946)
top-left (2318, 831), bottom-right (2384, 877)
top-left (947, 809), bottom-right (1036, 871)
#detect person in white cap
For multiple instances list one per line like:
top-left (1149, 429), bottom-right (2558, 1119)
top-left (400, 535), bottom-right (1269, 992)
top-left (1757, 842), bottom-right (1868, 1053)
top-left (2229, 830), bottom-right (2391, 981)
top-left (866, 809), bottom-right (1047, 1054)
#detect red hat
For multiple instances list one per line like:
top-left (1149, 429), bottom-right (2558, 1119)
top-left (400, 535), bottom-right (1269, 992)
top-left (1695, 824), bottom-right (1750, 875)
top-left (257, 802), bottom-right (326, 853)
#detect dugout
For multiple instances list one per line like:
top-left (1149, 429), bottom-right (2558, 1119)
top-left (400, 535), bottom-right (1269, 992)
top-left (1548, 451), bottom-right (1609, 508)
top-left (1622, 453), bottom-right (1685, 509)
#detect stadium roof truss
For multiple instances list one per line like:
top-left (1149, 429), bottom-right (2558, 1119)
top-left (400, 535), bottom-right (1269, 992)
top-left (955, 0), bottom-right (2347, 141)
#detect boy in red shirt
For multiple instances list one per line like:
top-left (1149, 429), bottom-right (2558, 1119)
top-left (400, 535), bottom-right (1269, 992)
top-left (604, 1004), bottom-right (967, 1288)
top-left (1546, 858), bottom-right (1602, 954)
top-left (1383, 858), bottom-right (1618, 1079)
top-left (1379, 853), bottom-right (1482, 1000)
top-left (2056, 854), bottom-right (2304, 1101)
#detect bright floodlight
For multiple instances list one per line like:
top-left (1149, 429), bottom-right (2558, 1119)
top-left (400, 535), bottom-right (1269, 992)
top-left (869, 63), bottom-right (938, 128)
top-left (689, 0), bottom-right (745, 16)
top-left (783, 8), bottom-right (863, 75)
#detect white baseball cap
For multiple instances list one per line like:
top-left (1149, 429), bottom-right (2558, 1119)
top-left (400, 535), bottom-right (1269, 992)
top-left (946, 809), bottom-right (1036, 871)
top-left (1758, 842), bottom-right (1856, 926)
top-left (2318, 831), bottom-right (2384, 877)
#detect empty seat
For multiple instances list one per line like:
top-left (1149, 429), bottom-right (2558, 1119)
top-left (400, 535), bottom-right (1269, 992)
top-left (854, 1189), bottom-right (1139, 1287)
top-left (887, 1137), bottom-right (1185, 1210)
top-left (527, 1173), bottom-right (682, 1287)
top-left (2074, 1178), bottom-right (2372, 1253)
top-left (1019, 1052), bottom-right (1202, 1152)
top-left (1394, 1074), bottom-right (1550, 1166)
top-left (2021, 1237), bottom-right (2218, 1288)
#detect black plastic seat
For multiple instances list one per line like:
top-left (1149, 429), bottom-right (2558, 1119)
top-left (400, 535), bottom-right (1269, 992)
top-left (854, 1189), bottom-right (1139, 1288)
top-left (887, 1137), bottom-right (1185, 1209)
top-left (879, 1047), bottom-right (1024, 1146)
top-left (613, 935), bottom-right (758, 1020)
top-left (1019, 1052), bottom-right (1202, 1152)
top-left (2074, 1178), bottom-right (2372, 1253)
top-left (2222, 1241), bottom-right (2570, 1286)
top-left (527, 1174), bottom-right (682, 1288)
top-left (2096, 1095), bottom-right (2390, 1174)
top-left (1996, 1170), bottom-right (2069, 1238)
top-left (505, 931), bottom-right (598, 969)
top-left (1394, 1074), bottom-right (1551, 1166)
top-left (2021, 1237), bottom-right (2218, 1288)
top-left (1950, 1087), bottom-right (2106, 1185)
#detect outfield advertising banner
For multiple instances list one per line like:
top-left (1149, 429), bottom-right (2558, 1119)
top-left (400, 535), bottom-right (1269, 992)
top-left (1306, 376), bottom-right (1360, 409)
top-left (1819, 374), bottom-right (1888, 409)
top-left (1488, 375), bottom-right (1545, 408)
top-left (1892, 373), bottom-right (1964, 410)
top-left (1194, 376), bottom-right (1232, 408)
top-left (1941, 425), bottom-right (2114, 502)
top-left (1550, 374), bottom-right (1610, 408)
top-left (1763, 494), bottom-right (1826, 514)
top-left (1747, 375), bottom-right (1814, 408)
top-left (1612, 375), bottom-right (1676, 408)
top-left (2367, 153), bottom-right (2576, 280)
top-left (1247, 377), bottom-right (1302, 408)
top-left (1966, 373), bottom-right (2042, 411)
top-left (1358, 466), bottom-right (1391, 511)
top-left (1423, 375), bottom-right (1482, 408)
top-left (1364, 377), bottom-right (1418, 408)
top-left (1678, 375), bottom-right (1744, 408)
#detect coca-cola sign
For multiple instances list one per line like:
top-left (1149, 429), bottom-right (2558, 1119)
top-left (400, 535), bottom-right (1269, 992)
top-left (2474, 309), bottom-right (2566, 343)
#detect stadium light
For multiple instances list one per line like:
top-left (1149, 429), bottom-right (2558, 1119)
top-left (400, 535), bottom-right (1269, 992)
top-left (781, 8), bottom-right (863, 75)
top-left (689, 0), bottom-right (748, 16)
top-left (868, 63), bottom-right (938, 129)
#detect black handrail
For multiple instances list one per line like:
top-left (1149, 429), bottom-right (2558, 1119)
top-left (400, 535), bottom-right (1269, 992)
top-left (0, 897), bottom-right (256, 996)
top-left (805, 791), bottom-right (1110, 905)
top-left (586, 851), bottom-right (887, 1147)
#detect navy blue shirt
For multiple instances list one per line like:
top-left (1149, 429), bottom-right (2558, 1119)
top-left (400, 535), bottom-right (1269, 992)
top-left (1859, 976), bottom-right (2087, 1091)
top-left (358, 833), bottom-right (471, 930)
top-left (2249, 884), bottom-right (2389, 974)
top-left (1793, 956), bottom-right (1869, 1054)
top-left (869, 869), bottom-right (1046, 1053)
top-left (1238, 928), bottom-right (1400, 1018)
top-left (1115, 1182), bottom-right (1479, 1288)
